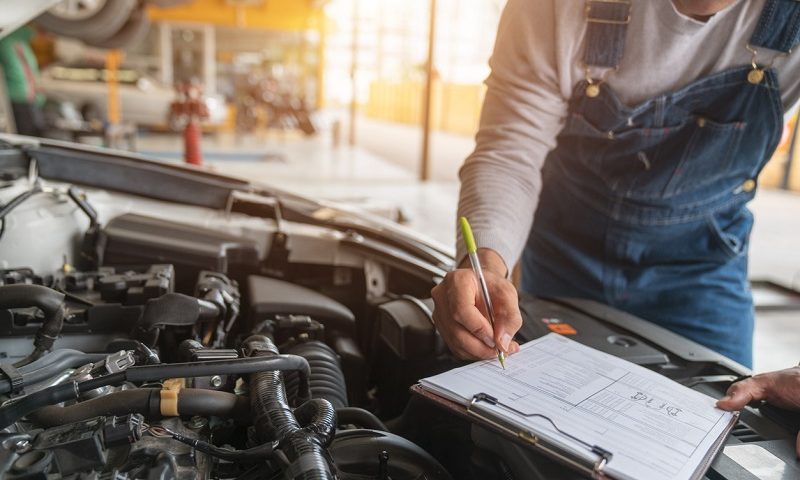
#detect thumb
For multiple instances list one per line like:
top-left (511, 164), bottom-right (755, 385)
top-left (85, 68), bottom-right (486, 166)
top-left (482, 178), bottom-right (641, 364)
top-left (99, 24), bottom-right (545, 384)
top-left (716, 377), bottom-right (769, 411)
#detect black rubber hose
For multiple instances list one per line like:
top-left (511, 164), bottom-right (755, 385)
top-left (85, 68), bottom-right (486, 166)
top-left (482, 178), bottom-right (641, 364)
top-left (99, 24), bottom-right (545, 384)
top-left (17, 350), bottom-right (106, 376)
top-left (29, 389), bottom-right (158, 426)
top-left (0, 383), bottom-right (79, 430)
top-left (0, 349), bottom-right (107, 395)
top-left (281, 404), bottom-right (336, 480)
top-left (0, 285), bottom-right (66, 367)
top-left (0, 186), bottom-right (43, 240)
top-left (245, 335), bottom-right (335, 480)
top-left (177, 389), bottom-right (250, 422)
top-left (335, 407), bottom-right (388, 431)
top-left (0, 355), bottom-right (310, 430)
top-left (245, 335), bottom-right (298, 441)
top-left (294, 399), bottom-right (337, 447)
top-left (285, 342), bottom-right (348, 409)
top-left (0, 186), bottom-right (41, 222)
top-left (28, 388), bottom-right (251, 427)
top-left (125, 355), bottom-right (310, 392)
top-left (0, 285), bottom-right (63, 319)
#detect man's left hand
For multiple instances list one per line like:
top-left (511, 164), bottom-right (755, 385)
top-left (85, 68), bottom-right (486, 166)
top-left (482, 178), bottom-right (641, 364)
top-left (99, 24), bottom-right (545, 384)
top-left (716, 367), bottom-right (800, 457)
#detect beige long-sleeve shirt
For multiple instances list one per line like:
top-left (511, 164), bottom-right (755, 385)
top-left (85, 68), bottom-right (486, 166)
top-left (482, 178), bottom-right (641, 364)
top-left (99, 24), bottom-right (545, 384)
top-left (457, 0), bottom-right (800, 268)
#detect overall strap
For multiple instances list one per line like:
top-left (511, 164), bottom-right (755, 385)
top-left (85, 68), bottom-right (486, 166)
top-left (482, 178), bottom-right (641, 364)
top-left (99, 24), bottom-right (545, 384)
top-left (750, 0), bottom-right (800, 54)
top-left (584, 0), bottom-right (632, 68)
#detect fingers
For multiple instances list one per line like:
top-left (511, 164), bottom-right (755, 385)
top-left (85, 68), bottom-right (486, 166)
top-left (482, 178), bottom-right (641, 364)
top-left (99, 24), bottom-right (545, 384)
top-left (487, 277), bottom-right (523, 353)
top-left (432, 270), bottom-right (497, 360)
top-left (716, 375), bottom-right (772, 411)
top-left (448, 272), bottom-right (496, 348)
top-left (431, 268), bottom-right (524, 361)
top-left (448, 325), bottom-right (499, 360)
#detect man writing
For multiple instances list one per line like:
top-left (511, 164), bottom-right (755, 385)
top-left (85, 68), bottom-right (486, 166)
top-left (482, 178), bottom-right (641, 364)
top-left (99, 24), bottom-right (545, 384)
top-left (432, 0), bottom-right (800, 368)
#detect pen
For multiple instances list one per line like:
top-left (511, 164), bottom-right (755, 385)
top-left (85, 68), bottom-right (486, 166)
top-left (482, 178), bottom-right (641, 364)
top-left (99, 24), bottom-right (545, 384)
top-left (459, 217), bottom-right (506, 369)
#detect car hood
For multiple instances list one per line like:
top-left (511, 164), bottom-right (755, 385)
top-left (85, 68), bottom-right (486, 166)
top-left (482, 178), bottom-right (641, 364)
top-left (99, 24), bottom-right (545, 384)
top-left (0, 133), bottom-right (455, 272)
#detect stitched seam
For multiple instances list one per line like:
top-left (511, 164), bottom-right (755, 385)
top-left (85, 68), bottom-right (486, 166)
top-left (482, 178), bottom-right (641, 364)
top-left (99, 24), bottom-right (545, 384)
top-left (577, 67), bottom-right (754, 118)
top-left (584, 0), bottom-right (631, 68)
top-left (551, 160), bottom-right (756, 225)
top-left (788, 9), bottom-right (800, 52)
top-left (751, 0), bottom-right (777, 46)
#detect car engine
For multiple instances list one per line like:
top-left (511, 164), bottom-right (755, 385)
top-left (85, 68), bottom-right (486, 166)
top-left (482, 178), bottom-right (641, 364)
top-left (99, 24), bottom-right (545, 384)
top-left (0, 147), bottom-right (461, 479)
top-left (0, 259), bottom-right (458, 480)
top-left (3, 139), bottom-right (796, 480)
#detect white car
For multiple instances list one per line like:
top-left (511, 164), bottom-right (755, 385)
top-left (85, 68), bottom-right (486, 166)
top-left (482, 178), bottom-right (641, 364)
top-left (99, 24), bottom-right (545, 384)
top-left (38, 64), bottom-right (229, 129)
top-left (1, 0), bottom-right (188, 48)
top-left (0, 0), bottom-right (60, 39)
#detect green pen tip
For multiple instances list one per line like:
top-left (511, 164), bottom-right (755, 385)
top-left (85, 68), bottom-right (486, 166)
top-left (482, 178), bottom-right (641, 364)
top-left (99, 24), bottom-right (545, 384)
top-left (498, 352), bottom-right (506, 369)
top-left (459, 217), bottom-right (477, 254)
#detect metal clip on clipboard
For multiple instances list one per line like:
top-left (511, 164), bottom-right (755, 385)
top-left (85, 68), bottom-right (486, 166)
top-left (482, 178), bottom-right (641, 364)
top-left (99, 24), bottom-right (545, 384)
top-left (467, 393), bottom-right (614, 480)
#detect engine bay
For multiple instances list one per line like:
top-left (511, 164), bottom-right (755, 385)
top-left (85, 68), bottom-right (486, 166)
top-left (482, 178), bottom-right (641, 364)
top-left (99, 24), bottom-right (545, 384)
top-left (0, 139), bottom-right (798, 480)
top-left (0, 142), bottom-right (462, 479)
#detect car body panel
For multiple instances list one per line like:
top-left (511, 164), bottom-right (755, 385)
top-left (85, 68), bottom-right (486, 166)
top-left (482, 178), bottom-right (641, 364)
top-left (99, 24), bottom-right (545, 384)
top-left (0, 0), bottom-right (60, 39)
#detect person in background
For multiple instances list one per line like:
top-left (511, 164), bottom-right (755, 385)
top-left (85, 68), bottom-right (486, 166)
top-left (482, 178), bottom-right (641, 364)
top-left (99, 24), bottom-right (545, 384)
top-left (0, 26), bottom-right (45, 136)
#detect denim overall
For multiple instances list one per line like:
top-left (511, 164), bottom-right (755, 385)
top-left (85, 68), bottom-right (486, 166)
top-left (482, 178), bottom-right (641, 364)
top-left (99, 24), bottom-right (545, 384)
top-left (521, 0), bottom-right (800, 367)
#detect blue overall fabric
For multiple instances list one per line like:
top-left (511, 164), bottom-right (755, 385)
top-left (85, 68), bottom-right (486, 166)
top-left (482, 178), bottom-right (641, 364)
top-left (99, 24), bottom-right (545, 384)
top-left (750, 0), bottom-right (800, 53)
top-left (521, 7), bottom-right (793, 368)
top-left (584, 0), bottom-right (631, 68)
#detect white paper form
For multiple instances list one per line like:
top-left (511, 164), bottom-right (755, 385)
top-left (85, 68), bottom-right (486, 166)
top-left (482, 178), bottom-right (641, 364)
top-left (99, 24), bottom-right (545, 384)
top-left (420, 333), bottom-right (736, 480)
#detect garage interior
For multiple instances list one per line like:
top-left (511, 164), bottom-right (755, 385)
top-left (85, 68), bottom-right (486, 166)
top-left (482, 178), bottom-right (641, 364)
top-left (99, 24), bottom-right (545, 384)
top-left (1, 1), bottom-right (800, 479)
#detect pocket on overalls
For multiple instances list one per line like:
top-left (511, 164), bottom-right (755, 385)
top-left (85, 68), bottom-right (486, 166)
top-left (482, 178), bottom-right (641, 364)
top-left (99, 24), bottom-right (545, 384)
top-left (706, 207), bottom-right (754, 261)
top-left (664, 117), bottom-right (748, 197)
top-left (565, 113), bottom-right (686, 197)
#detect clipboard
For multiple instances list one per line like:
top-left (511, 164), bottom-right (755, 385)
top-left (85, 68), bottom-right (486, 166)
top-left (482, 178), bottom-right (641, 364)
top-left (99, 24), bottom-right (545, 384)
top-left (410, 383), bottom-right (738, 480)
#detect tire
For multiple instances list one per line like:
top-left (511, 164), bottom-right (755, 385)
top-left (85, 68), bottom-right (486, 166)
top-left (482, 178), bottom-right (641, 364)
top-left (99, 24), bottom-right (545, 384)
top-left (90, 6), bottom-right (150, 50)
top-left (35, 0), bottom-right (138, 45)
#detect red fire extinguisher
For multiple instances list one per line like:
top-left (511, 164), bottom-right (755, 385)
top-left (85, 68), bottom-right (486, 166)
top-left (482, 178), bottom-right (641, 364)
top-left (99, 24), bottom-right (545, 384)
top-left (169, 80), bottom-right (210, 166)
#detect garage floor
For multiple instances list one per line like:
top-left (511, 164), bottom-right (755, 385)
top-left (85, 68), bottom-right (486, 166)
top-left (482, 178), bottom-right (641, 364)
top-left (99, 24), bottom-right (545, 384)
top-left (137, 123), bottom-right (800, 373)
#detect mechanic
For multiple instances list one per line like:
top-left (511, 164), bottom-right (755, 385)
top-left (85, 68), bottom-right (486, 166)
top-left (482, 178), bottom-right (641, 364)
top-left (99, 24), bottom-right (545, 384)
top-left (0, 26), bottom-right (45, 136)
top-left (431, 0), bottom-right (800, 368)
top-left (717, 366), bottom-right (800, 456)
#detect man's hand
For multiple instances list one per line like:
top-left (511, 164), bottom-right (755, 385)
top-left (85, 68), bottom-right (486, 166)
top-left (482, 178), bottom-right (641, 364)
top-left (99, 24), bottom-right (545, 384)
top-left (716, 367), bottom-right (800, 457)
top-left (431, 248), bottom-right (522, 360)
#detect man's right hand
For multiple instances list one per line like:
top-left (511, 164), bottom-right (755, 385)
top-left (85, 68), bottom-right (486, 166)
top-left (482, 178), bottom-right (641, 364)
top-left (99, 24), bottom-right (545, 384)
top-left (431, 248), bottom-right (522, 360)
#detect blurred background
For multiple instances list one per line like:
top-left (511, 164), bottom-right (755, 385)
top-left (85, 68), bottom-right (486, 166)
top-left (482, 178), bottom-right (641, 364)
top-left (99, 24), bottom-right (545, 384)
top-left (0, 0), bottom-right (512, 244)
top-left (2, 0), bottom-right (800, 372)
top-left (0, 0), bottom-right (508, 176)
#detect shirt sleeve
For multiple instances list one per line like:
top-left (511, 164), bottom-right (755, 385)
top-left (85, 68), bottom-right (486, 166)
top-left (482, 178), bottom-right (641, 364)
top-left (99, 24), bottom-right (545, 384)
top-left (456, 0), bottom-right (570, 270)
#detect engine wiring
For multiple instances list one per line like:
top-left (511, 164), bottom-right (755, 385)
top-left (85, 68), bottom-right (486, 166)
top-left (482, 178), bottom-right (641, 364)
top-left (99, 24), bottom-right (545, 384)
top-left (144, 423), bottom-right (278, 463)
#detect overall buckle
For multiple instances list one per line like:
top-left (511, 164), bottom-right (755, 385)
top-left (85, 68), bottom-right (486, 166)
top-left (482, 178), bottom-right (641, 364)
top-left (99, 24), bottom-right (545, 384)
top-left (586, 0), bottom-right (632, 25)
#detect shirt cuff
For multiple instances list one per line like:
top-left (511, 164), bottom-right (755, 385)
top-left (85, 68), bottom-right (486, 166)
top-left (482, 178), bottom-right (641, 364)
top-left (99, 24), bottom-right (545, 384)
top-left (455, 229), bottom-right (515, 279)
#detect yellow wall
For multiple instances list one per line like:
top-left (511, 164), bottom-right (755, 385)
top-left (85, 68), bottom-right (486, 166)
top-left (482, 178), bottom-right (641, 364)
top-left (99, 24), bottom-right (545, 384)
top-left (148, 0), bottom-right (326, 31)
top-left (366, 80), bottom-right (484, 136)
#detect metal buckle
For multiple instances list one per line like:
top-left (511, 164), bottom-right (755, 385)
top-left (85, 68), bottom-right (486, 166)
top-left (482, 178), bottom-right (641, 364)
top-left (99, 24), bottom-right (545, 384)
top-left (586, 0), bottom-right (632, 25)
